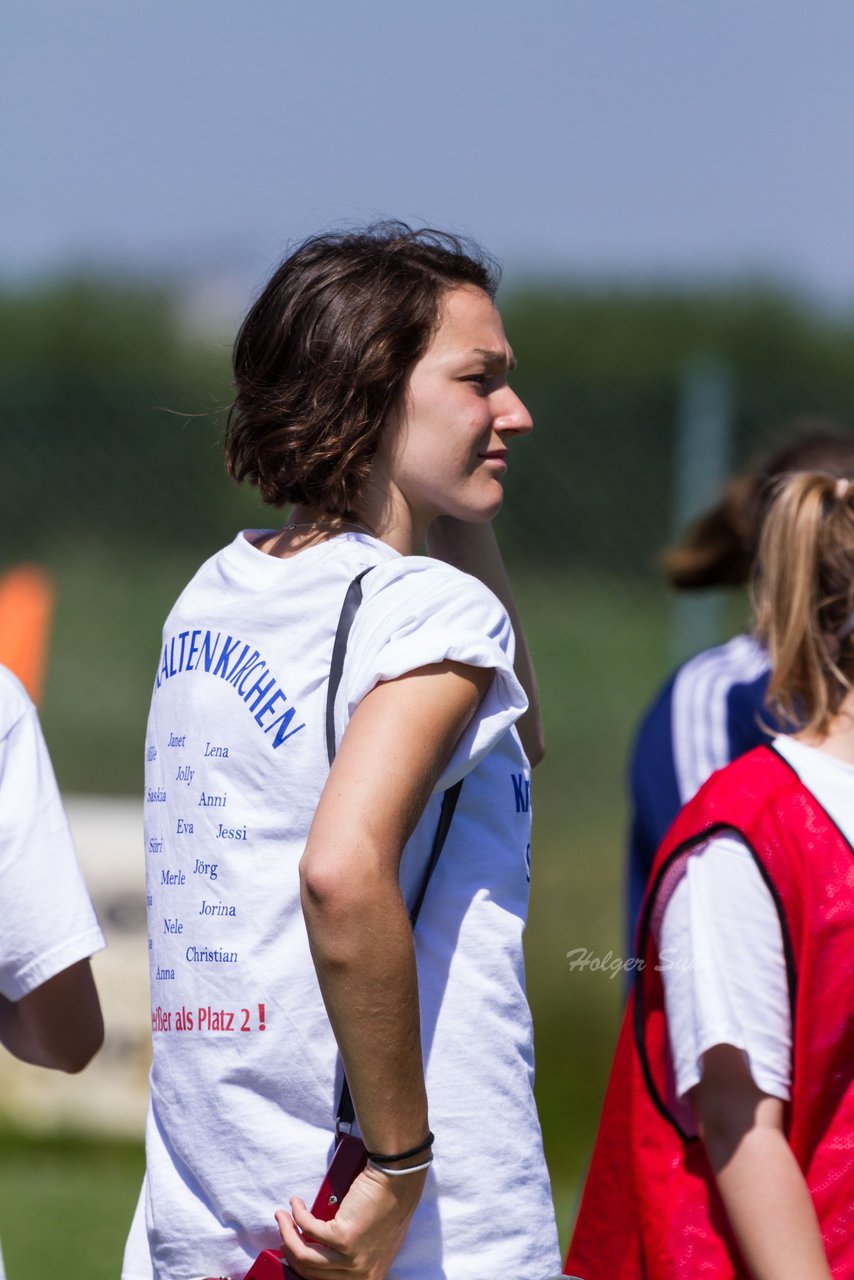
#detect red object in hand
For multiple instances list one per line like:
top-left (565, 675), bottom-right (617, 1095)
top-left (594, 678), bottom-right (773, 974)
top-left (307, 1133), bottom-right (368, 1226)
top-left (201, 1251), bottom-right (290, 1280)
top-left (242, 1251), bottom-right (291, 1279)
top-left (240, 1134), bottom-right (368, 1280)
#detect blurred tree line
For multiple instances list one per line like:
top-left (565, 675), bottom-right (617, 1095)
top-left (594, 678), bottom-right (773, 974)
top-left (504, 286), bottom-right (854, 568)
top-left (2, 275), bottom-right (854, 572)
top-left (0, 279), bottom-right (256, 561)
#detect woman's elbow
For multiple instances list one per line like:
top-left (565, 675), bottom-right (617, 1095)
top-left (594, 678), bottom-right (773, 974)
top-left (57, 1016), bottom-right (104, 1074)
top-left (47, 997), bottom-right (105, 1073)
top-left (299, 850), bottom-right (370, 928)
top-left (299, 856), bottom-right (339, 921)
top-left (22, 960), bottom-right (105, 1073)
top-left (520, 718), bottom-right (546, 768)
top-left (299, 846), bottom-right (398, 948)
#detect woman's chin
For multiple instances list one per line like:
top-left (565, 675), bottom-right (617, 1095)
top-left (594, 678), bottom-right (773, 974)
top-left (449, 487), bottom-right (505, 524)
top-left (439, 507), bottom-right (502, 528)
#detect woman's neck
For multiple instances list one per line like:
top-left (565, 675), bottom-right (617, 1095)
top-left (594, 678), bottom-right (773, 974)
top-left (254, 509), bottom-right (375, 559)
top-left (794, 691), bottom-right (854, 765)
top-left (351, 486), bottom-right (426, 556)
top-left (255, 497), bottom-right (424, 560)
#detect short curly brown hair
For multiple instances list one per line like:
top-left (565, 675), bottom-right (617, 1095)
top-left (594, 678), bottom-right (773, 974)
top-left (225, 221), bottom-right (500, 513)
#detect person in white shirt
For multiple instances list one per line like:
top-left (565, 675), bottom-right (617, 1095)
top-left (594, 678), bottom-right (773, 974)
top-left (0, 662), bottom-right (105, 1279)
top-left (123, 223), bottom-right (561, 1280)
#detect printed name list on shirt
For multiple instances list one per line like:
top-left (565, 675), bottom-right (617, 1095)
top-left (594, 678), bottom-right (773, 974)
top-left (145, 626), bottom-right (298, 1032)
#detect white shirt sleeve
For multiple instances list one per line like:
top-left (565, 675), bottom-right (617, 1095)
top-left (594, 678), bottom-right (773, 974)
top-left (339, 557), bottom-right (528, 788)
top-left (0, 671), bottom-right (105, 1000)
top-left (658, 834), bottom-right (792, 1103)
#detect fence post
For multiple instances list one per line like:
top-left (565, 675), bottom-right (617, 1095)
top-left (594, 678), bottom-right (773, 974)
top-left (671, 355), bottom-right (734, 663)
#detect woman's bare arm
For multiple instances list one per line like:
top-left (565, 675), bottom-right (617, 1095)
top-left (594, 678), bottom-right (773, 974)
top-left (277, 658), bottom-right (491, 1280)
top-left (691, 1045), bottom-right (832, 1280)
top-left (426, 517), bottom-right (545, 766)
top-left (0, 958), bottom-right (104, 1073)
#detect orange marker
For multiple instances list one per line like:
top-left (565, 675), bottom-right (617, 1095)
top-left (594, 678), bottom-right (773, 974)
top-left (0, 565), bottom-right (54, 705)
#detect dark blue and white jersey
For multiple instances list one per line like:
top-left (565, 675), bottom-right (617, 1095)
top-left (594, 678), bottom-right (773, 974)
top-left (626, 634), bottom-right (772, 951)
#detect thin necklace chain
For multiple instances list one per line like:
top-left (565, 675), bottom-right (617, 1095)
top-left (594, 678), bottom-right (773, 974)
top-left (281, 518), bottom-right (376, 537)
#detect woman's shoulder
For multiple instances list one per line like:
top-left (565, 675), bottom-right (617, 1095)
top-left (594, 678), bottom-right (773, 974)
top-left (339, 552), bottom-right (526, 765)
top-left (354, 555), bottom-right (514, 662)
top-left (361, 553), bottom-right (507, 622)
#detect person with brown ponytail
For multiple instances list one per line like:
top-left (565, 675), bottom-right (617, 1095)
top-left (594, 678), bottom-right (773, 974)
top-left (567, 470), bottom-right (854, 1278)
top-left (626, 425), bottom-right (854, 949)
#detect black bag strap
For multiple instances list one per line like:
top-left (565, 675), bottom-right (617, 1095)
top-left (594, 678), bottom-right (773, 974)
top-left (324, 568), bottom-right (463, 1133)
top-left (326, 568), bottom-right (374, 767)
top-left (408, 779), bottom-right (463, 928)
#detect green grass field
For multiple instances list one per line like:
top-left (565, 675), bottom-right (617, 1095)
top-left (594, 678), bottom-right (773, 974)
top-left (1, 551), bottom-right (745, 1275)
top-left (0, 1127), bottom-right (144, 1279)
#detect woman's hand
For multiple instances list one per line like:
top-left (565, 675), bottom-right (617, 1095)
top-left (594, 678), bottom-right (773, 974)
top-left (276, 1162), bottom-right (428, 1279)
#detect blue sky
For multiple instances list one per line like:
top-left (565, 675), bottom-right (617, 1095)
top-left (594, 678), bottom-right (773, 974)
top-left (4, 0), bottom-right (854, 300)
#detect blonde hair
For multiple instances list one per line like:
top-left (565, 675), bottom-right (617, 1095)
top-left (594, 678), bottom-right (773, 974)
top-left (753, 472), bottom-right (854, 735)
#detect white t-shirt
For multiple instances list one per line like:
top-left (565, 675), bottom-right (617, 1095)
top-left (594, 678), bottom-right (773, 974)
top-left (0, 665), bottom-right (106, 1280)
top-left (122, 531), bottom-right (561, 1280)
top-left (0, 666), bottom-right (105, 999)
top-left (659, 735), bottom-right (854, 1118)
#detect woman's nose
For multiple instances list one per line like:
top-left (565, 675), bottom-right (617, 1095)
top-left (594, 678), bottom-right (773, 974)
top-left (495, 387), bottom-right (533, 437)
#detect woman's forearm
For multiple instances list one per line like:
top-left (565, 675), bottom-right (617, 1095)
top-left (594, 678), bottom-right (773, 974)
top-left (301, 856), bottom-right (429, 1156)
top-left (693, 1047), bottom-right (831, 1280)
top-left (706, 1121), bottom-right (831, 1279)
top-left (299, 658), bottom-right (488, 1156)
top-left (426, 518), bottom-right (545, 765)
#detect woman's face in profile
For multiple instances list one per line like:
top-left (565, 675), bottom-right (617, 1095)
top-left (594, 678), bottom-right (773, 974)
top-left (374, 285), bottom-right (533, 531)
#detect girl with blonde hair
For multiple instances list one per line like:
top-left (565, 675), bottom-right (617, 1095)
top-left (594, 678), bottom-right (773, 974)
top-left (626, 425), bottom-right (854, 949)
top-left (568, 470), bottom-right (854, 1278)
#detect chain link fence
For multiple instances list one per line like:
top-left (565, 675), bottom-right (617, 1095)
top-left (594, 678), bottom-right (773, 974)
top-left (3, 277), bottom-right (854, 794)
